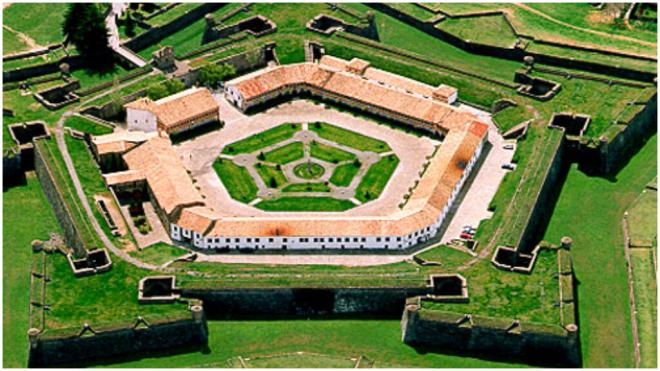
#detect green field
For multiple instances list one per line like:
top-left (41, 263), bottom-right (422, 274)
top-left (255, 197), bottom-right (355, 212)
top-left (355, 155), bottom-right (399, 203)
top-left (630, 248), bottom-right (657, 368)
top-left (2, 28), bottom-right (29, 55)
top-left (310, 141), bottom-right (357, 163)
top-left (438, 14), bottom-right (518, 48)
top-left (255, 163), bottom-right (288, 189)
top-left (542, 133), bottom-right (656, 367)
top-left (213, 158), bottom-right (259, 203)
top-left (2, 3), bottom-right (68, 50)
top-left (329, 162), bottom-right (361, 187)
top-left (263, 141), bottom-right (305, 165)
top-left (282, 182), bottom-right (331, 193)
top-left (64, 115), bottom-right (114, 136)
top-left (3, 175), bottom-right (62, 368)
top-left (146, 3), bottom-right (200, 27)
top-left (69, 64), bottom-right (131, 88)
top-left (310, 122), bottom-right (390, 153)
top-left (222, 123), bottom-right (301, 155)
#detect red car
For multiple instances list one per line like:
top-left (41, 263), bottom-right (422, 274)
top-left (460, 232), bottom-right (473, 239)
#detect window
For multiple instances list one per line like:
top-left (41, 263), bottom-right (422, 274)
top-left (376, 237), bottom-right (381, 242)
top-left (247, 238), bottom-right (252, 243)
top-left (397, 237), bottom-right (402, 241)
top-left (361, 237), bottom-right (366, 242)
top-left (385, 237), bottom-right (390, 242)
top-left (269, 238), bottom-right (274, 243)
top-left (235, 238), bottom-right (240, 242)
top-left (353, 237), bottom-right (358, 242)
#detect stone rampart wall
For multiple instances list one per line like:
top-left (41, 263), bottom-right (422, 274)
top-left (124, 3), bottom-right (225, 53)
top-left (181, 286), bottom-right (432, 316)
top-left (33, 140), bottom-right (87, 257)
top-left (27, 315), bottom-right (207, 367)
top-left (3, 55), bottom-right (89, 83)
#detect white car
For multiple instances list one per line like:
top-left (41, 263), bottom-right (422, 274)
top-left (503, 144), bottom-right (515, 150)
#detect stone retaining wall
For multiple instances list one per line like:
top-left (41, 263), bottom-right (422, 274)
top-left (3, 55), bottom-right (89, 83)
top-left (27, 310), bottom-right (207, 367)
top-left (181, 286), bottom-right (433, 317)
top-left (33, 140), bottom-right (87, 257)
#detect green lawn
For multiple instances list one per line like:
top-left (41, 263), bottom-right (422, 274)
top-left (355, 155), bottom-right (399, 203)
top-left (255, 163), bottom-right (288, 189)
top-left (128, 242), bottom-right (189, 266)
top-left (213, 158), bottom-right (258, 203)
top-left (3, 175), bottom-right (62, 368)
top-left (415, 245), bottom-right (473, 270)
top-left (310, 122), bottom-right (390, 153)
top-left (263, 141), bottom-right (304, 165)
top-left (627, 187), bottom-right (657, 245)
top-left (255, 197), bottom-right (355, 212)
top-left (329, 162), bottom-right (361, 187)
top-left (69, 64), bottom-right (130, 88)
top-left (282, 182), bottom-right (331, 193)
top-left (222, 123), bottom-right (301, 155)
top-left (64, 115), bottom-right (114, 136)
top-left (146, 3), bottom-right (200, 27)
top-left (293, 162), bottom-right (325, 180)
top-left (102, 319), bottom-right (525, 368)
top-left (81, 74), bottom-right (166, 108)
top-left (492, 104), bottom-right (534, 132)
top-left (310, 141), bottom-right (356, 163)
top-left (2, 3), bottom-right (67, 47)
top-left (438, 14), bottom-right (518, 48)
top-left (542, 133), bottom-right (657, 367)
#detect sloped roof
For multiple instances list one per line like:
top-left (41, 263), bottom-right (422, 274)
top-left (123, 136), bottom-right (204, 215)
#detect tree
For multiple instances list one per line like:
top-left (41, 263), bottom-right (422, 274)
top-left (62, 3), bottom-right (111, 58)
top-left (353, 159), bottom-right (361, 168)
top-left (197, 63), bottom-right (236, 88)
top-left (125, 9), bottom-right (136, 37)
top-left (257, 152), bottom-right (265, 161)
top-left (146, 79), bottom-right (186, 100)
top-left (269, 178), bottom-right (277, 188)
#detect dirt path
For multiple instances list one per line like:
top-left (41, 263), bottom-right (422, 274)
top-left (514, 3), bottom-right (657, 49)
top-left (3, 24), bottom-right (42, 51)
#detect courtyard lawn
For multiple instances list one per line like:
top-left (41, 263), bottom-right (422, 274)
top-left (282, 183), bottom-right (331, 193)
top-left (3, 175), bottom-right (62, 368)
top-left (437, 14), bottom-right (518, 48)
top-left (255, 197), bottom-right (355, 212)
top-left (64, 115), bottom-right (113, 136)
top-left (263, 141), bottom-right (304, 165)
top-left (310, 141), bottom-right (357, 163)
top-left (2, 3), bottom-right (67, 47)
top-left (542, 133), bottom-right (656, 367)
top-left (222, 123), bottom-right (301, 155)
top-left (355, 155), bottom-right (400, 203)
top-left (310, 122), bottom-right (391, 153)
top-left (329, 162), bottom-right (361, 187)
top-left (128, 242), bottom-right (189, 266)
top-left (255, 163), bottom-right (288, 189)
top-left (213, 158), bottom-right (258, 203)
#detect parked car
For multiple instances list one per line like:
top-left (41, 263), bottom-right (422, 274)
top-left (460, 232), bottom-right (473, 239)
top-left (503, 144), bottom-right (515, 150)
top-left (502, 163), bottom-right (515, 170)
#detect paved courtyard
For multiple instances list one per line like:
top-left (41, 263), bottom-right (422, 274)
top-left (175, 98), bottom-right (438, 217)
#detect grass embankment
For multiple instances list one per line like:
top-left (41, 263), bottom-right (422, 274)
top-left (310, 141), bottom-right (356, 163)
top-left (427, 247), bottom-right (561, 325)
top-left (475, 125), bottom-right (563, 247)
top-left (438, 14), bottom-right (518, 48)
top-left (146, 3), bottom-right (200, 28)
top-left (69, 63), bottom-right (130, 89)
top-left (213, 158), bottom-right (258, 203)
top-left (255, 197), bottom-right (355, 212)
top-left (626, 184), bottom-right (657, 368)
top-left (3, 176), bottom-right (62, 368)
top-left (263, 141), bottom-right (304, 164)
top-left (80, 74), bottom-right (166, 108)
top-left (542, 133), bottom-right (656, 367)
top-left (329, 162), bottom-right (361, 187)
top-left (255, 163), bottom-right (288, 189)
top-left (222, 123), bottom-right (301, 154)
top-left (128, 242), bottom-right (189, 266)
top-left (355, 155), bottom-right (399, 203)
top-left (310, 122), bottom-right (390, 153)
top-left (64, 115), bottom-right (113, 136)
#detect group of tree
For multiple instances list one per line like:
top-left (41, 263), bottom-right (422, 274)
top-left (62, 3), bottom-right (111, 60)
top-left (146, 79), bottom-right (187, 100)
top-left (198, 63), bottom-right (237, 89)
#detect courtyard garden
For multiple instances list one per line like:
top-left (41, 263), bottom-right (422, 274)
top-left (214, 122), bottom-right (401, 211)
